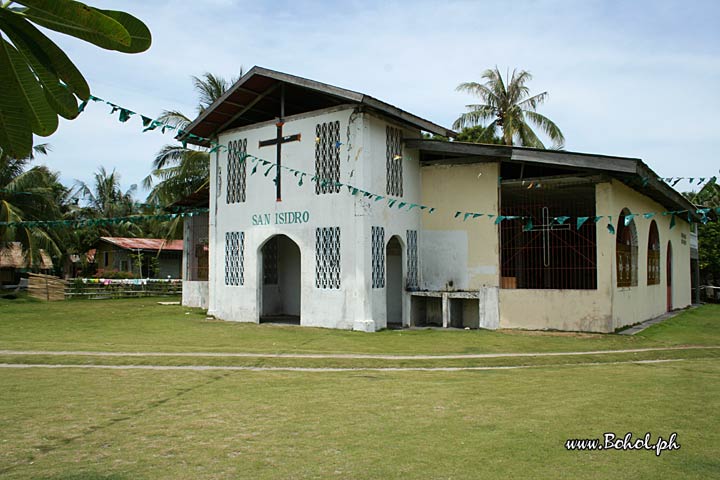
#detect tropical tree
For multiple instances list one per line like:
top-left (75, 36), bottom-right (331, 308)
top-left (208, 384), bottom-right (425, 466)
top-left (684, 178), bottom-right (720, 285)
top-left (423, 125), bottom-right (503, 144)
top-left (0, 0), bottom-right (151, 159)
top-left (73, 166), bottom-right (140, 237)
top-left (0, 144), bottom-right (65, 265)
top-left (143, 72), bottom-right (240, 206)
top-left (453, 67), bottom-right (565, 149)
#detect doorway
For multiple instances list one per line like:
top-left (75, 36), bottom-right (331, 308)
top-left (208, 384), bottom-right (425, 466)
top-left (260, 235), bottom-right (301, 324)
top-left (386, 236), bottom-right (403, 327)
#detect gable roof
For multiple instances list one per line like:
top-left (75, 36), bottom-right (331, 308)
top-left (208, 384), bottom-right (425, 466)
top-left (179, 66), bottom-right (455, 146)
top-left (99, 237), bottom-right (183, 252)
top-left (406, 140), bottom-right (698, 219)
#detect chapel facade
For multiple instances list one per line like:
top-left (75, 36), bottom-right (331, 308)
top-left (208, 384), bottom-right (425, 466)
top-left (179, 67), bottom-right (694, 332)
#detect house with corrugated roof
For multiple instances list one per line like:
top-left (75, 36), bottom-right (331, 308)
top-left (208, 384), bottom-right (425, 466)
top-left (94, 237), bottom-right (183, 279)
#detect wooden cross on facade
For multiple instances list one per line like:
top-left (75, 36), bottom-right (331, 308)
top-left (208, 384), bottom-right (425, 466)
top-left (258, 85), bottom-right (300, 201)
top-left (527, 207), bottom-right (570, 267)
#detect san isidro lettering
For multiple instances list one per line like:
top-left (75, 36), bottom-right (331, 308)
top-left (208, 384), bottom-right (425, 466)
top-left (252, 211), bottom-right (310, 226)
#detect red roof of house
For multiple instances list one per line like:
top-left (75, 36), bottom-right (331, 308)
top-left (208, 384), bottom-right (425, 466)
top-left (99, 237), bottom-right (184, 252)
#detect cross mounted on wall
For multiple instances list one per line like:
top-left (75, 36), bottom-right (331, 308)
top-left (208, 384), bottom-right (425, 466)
top-left (258, 84), bottom-right (301, 201)
top-left (526, 206), bottom-right (570, 267)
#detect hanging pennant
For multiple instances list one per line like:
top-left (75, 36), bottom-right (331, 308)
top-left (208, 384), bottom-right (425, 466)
top-left (576, 217), bottom-right (589, 230)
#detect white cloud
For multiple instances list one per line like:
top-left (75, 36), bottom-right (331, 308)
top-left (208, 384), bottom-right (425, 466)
top-left (37, 0), bottom-right (720, 196)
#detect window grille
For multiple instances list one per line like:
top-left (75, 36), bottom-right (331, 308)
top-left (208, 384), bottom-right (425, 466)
top-left (647, 220), bottom-right (661, 285)
top-left (315, 121), bottom-right (341, 194)
top-left (226, 138), bottom-right (247, 204)
top-left (224, 231), bottom-right (244, 286)
top-left (262, 237), bottom-right (279, 285)
top-left (500, 184), bottom-right (597, 289)
top-left (315, 227), bottom-right (341, 289)
top-left (371, 226), bottom-right (385, 288)
top-left (617, 209), bottom-right (638, 287)
top-left (386, 126), bottom-right (403, 196)
top-left (406, 230), bottom-right (419, 289)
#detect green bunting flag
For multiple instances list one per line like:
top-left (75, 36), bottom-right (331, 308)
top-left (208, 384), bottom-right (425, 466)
top-left (72, 95), bottom-right (720, 233)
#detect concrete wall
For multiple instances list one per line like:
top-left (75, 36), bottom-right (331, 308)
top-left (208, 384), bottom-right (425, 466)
top-left (604, 180), bottom-right (691, 328)
top-left (497, 179), bottom-right (691, 332)
top-left (207, 106), bottom-right (423, 331)
top-left (183, 281), bottom-right (209, 309)
top-left (419, 162), bottom-right (500, 290)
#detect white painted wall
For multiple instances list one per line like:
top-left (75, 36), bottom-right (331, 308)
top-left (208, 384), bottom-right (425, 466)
top-left (183, 281), bottom-right (209, 309)
top-left (207, 106), bottom-right (423, 331)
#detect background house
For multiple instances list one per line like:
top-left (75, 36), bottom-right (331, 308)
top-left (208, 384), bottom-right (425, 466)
top-left (95, 237), bottom-right (183, 279)
top-left (0, 243), bottom-right (54, 286)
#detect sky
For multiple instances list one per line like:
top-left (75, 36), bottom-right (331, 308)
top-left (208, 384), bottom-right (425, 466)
top-left (30, 0), bottom-right (720, 198)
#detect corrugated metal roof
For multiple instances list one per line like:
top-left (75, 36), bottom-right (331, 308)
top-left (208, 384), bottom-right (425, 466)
top-left (179, 66), bottom-right (455, 146)
top-left (99, 237), bottom-right (183, 252)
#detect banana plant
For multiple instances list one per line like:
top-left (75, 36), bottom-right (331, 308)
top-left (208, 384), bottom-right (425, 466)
top-left (0, 0), bottom-right (151, 159)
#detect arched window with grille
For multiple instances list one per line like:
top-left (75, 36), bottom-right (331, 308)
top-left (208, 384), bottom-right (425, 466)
top-left (647, 220), bottom-right (660, 285)
top-left (616, 208), bottom-right (638, 287)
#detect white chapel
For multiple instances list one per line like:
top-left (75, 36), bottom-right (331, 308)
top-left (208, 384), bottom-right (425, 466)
top-left (178, 67), bottom-right (695, 333)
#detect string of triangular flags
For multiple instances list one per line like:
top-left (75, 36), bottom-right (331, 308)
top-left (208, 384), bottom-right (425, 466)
top-left (0, 209), bottom-right (208, 228)
top-left (71, 95), bottom-right (720, 233)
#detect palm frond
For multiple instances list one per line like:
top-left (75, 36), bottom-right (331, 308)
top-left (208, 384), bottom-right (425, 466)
top-left (524, 111), bottom-right (565, 148)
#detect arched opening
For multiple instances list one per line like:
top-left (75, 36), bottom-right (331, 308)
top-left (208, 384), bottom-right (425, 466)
top-left (259, 235), bottom-right (301, 325)
top-left (386, 236), bottom-right (403, 327)
top-left (616, 208), bottom-right (638, 287)
top-left (647, 220), bottom-right (660, 285)
top-left (667, 241), bottom-right (673, 311)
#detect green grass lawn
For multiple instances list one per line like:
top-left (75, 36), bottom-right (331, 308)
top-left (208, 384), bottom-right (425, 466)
top-left (0, 297), bottom-right (719, 479)
top-left (1, 296), bottom-right (719, 355)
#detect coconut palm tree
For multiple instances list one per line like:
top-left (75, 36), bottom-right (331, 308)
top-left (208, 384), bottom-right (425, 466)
top-left (143, 72), bottom-right (241, 206)
top-left (453, 67), bottom-right (565, 149)
top-left (0, 144), bottom-right (65, 265)
top-left (74, 167), bottom-right (140, 237)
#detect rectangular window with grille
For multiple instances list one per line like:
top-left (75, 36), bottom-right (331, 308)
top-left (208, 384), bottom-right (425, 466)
top-left (386, 126), bottom-right (403, 197)
top-left (226, 138), bottom-right (247, 204)
top-left (500, 183), bottom-right (597, 290)
top-left (371, 226), bottom-right (385, 288)
top-left (315, 121), bottom-right (341, 194)
top-left (315, 227), bottom-right (341, 289)
top-left (406, 229), bottom-right (419, 289)
top-left (225, 231), bottom-right (244, 286)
